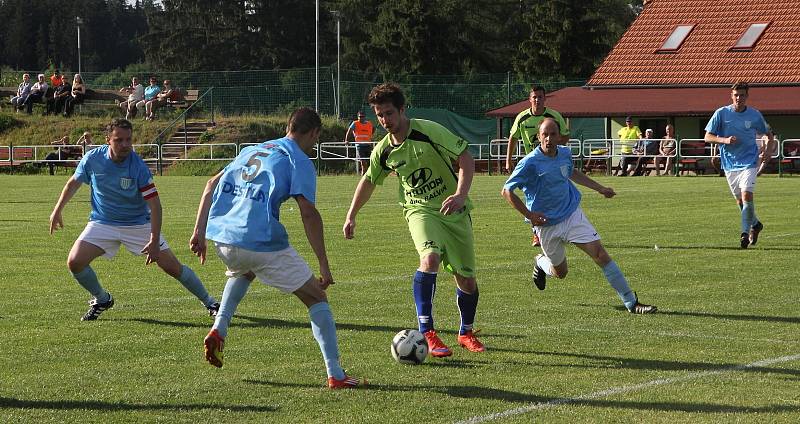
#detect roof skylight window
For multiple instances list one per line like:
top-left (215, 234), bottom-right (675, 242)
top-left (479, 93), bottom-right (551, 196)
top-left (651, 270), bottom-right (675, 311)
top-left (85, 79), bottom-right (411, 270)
top-left (731, 22), bottom-right (769, 50)
top-left (657, 25), bottom-right (694, 52)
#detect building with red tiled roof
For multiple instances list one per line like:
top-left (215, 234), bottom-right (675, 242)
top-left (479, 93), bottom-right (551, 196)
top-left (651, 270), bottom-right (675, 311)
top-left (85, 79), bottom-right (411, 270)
top-left (487, 0), bottom-right (800, 142)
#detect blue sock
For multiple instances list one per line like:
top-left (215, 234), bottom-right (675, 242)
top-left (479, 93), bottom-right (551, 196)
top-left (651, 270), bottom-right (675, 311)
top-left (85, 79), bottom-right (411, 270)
top-left (601, 261), bottom-right (636, 309)
top-left (212, 276), bottom-right (251, 338)
top-left (456, 287), bottom-right (479, 335)
top-left (177, 265), bottom-right (215, 307)
top-left (309, 302), bottom-right (345, 380)
top-left (72, 266), bottom-right (109, 302)
top-left (741, 201), bottom-right (755, 233)
top-left (413, 270), bottom-right (437, 333)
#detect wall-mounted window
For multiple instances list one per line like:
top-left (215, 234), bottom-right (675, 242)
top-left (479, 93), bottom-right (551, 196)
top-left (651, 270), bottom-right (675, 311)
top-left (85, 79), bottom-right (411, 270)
top-left (657, 25), bottom-right (695, 52)
top-left (731, 22), bottom-right (770, 50)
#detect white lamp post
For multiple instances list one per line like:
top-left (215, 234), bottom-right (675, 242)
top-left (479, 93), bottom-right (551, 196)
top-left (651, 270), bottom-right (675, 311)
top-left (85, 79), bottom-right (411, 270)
top-left (331, 10), bottom-right (341, 119)
top-left (76, 16), bottom-right (83, 76)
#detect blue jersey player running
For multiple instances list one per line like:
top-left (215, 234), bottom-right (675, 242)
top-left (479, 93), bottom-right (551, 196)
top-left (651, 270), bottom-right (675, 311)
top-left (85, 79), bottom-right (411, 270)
top-left (190, 108), bottom-right (365, 389)
top-left (49, 118), bottom-right (219, 321)
top-left (501, 118), bottom-right (656, 314)
top-left (704, 82), bottom-right (773, 248)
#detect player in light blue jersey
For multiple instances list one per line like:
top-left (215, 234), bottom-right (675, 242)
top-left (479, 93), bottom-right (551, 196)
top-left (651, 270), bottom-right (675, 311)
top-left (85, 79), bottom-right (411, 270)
top-left (49, 118), bottom-right (218, 321)
top-left (704, 82), bottom-right (773, 248)
top-left (501, 118), bottom-right (656, 314)
top-left (190, 108), bottom-right (365, 389)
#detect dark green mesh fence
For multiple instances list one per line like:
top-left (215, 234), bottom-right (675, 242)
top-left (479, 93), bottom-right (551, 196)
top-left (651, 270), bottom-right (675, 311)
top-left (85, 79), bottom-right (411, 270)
top-left (3, 67), bottom-right (583, 119)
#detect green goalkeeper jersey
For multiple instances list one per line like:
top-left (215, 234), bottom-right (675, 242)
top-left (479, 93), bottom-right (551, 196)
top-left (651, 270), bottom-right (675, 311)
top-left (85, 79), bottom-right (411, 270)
top-left (509, 107), bottom-right (569, 154)
top-left (365, 119), bottom-right (473, 217)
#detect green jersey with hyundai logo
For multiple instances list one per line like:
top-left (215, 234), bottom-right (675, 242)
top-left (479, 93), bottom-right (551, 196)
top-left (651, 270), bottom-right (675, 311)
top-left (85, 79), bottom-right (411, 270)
top-left (365, 119), bottom-right (473, 217)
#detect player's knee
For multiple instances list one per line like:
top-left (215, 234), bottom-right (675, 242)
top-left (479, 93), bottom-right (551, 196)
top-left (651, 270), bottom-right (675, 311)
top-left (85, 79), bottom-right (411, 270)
top-left (295, 276), bottom-right (328, 307)
top-left (419, 254), bottom-right (441, 272)
top-left (66, 256), bottom-right (85, 274)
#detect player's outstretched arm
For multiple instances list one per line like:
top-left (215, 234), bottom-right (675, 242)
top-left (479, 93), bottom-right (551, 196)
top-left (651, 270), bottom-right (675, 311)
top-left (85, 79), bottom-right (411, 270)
top-left (441, 150), bottom-right (474, 215)
top-left (142, 195), bottom-right (163, 265)
top-left (505, 137), bottom-right (517, 173)
top-left (49, 177), bottom-right (83, 234)
top-left (343, 177), bottom-right (376, 239)
top-left (501, 187), bottom-right (547, 225)
top-left (190, 172), bottom-right (222, 265)
top-left (296, 195), bottom-right (333, 288)
top-left (570, 169), bottom-right (615, 198)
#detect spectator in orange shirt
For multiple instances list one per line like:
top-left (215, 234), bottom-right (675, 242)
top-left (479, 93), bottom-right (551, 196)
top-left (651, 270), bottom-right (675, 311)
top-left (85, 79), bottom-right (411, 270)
top-left (50, 69), bottom-right (64, 88)
top-left (344, 111), bottom-right (375, 175)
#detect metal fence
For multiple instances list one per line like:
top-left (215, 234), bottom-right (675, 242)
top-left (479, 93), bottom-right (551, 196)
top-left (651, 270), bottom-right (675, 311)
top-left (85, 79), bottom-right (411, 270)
top-left (3, 139), bottom-right (799, 176)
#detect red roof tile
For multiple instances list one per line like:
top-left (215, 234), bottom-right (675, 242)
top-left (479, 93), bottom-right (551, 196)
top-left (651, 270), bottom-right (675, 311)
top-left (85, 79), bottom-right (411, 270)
top-left (588, 0), bottom-right (800, 86)
top-left (485, 86), bottom-right (800, 118)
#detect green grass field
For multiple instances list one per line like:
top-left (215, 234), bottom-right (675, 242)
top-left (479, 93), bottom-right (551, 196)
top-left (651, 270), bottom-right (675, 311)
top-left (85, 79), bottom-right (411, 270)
top-left (1, 174), bottom-right (798, 423)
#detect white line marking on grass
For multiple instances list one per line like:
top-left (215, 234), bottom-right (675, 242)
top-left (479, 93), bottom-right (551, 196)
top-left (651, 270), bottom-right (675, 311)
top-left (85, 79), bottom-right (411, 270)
top-left (455, 353), bottom-right (800, 424)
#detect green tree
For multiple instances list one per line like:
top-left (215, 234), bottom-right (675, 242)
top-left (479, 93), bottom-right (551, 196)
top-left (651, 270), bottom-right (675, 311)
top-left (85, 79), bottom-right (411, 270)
top-left (512, 0), bottom-right (637, 80)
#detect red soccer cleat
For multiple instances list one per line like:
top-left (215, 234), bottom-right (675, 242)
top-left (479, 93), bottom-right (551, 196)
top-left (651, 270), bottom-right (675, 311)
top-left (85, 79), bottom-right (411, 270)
top-left (204, 329), bottom-right (224, 368)
top-left (328, 374), bottom-right (367, 389)
top-left (424, 330), bottom-right (453, 357)
top-left (457, 329), bottom-right (486, 352)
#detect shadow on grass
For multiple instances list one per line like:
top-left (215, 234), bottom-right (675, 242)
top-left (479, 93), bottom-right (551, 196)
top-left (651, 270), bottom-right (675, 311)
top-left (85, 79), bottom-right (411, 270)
top-left (604, 243), bottom-right (800, 251)
top-left (129, 315), bottom-right (397, 332)
top-left (598, 304), bottom-right (800, 324)
top-left (242, 380), bottom-right (800, 414)
top-left (0, 397), bottom-right (277, 412)
top-left (128, 316), bottom-right (526, 339)
top-left (487, 348), bottom-right (800, 377)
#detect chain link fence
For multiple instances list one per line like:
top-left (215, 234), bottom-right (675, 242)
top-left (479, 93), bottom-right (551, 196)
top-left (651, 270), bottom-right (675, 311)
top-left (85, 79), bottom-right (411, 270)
top-left (2, 67), bottom-right (583, 119)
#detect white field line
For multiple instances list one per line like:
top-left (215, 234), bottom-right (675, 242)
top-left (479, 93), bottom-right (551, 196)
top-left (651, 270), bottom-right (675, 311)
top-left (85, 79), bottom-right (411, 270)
top-left (455, 353), bottom-right (800, 424)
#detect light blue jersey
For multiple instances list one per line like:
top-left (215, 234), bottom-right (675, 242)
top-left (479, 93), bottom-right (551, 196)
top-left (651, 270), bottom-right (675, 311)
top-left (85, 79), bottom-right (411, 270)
top-left (144, 85), bottom-right (161, 101)
top-left (503, 145), bottom-right (580, 226)
top-left (705, 105), bottom-right (769, 171)
top-left (74, 145), bottom-right (156, 226)
top-left (206, 137), bottom-right (316, 252)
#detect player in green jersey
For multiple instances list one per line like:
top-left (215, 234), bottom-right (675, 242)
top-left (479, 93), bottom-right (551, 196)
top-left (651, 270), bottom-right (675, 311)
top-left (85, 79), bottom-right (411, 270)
top-left (343, 83), bottom-right (485, 357)
top-left (505, 85), bottom-right (570, 173)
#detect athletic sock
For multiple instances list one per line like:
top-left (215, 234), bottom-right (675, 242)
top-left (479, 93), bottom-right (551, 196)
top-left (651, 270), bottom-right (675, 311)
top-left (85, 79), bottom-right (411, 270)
top-left (176, 265), bottom-right (216, 307)
top-left (536, 255), bottom-right (555, 276)
top-left (601, 261), bottom-right (636, 309)
top-left (412, 270), bottom-right (437, 333)
top-left (456, 287), bottom-right (479, 335)
top-left (72, 266), bottom-right (109, 303)
top-left (309, 302), bottom-right (345, 380)
top-left (212, 276), bottom-right (251, 338)
top-left (741, 201), bottom-right (755, 233)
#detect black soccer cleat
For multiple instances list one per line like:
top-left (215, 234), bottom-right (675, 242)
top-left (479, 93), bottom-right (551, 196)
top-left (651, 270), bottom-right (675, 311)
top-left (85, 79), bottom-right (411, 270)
top-left (82, 294), bottom-right (115, 321)
top-left (749, 221), bottom-right (763, 246)
top-left (207, 302), bottom-right (220, 317)
top-left (532, 254), bottom-right (547, 291)
top-left (627, 292), bottom-right (657, 314)
top-left (740, 232), bottom-right (750, 249)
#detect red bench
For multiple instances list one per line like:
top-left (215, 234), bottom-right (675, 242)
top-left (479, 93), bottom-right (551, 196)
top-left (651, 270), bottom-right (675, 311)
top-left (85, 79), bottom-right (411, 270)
top-left (0, 147), bottom-right (34, 166)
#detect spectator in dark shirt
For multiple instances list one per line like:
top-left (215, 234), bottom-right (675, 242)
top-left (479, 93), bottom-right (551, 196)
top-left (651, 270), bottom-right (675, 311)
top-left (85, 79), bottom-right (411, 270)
top-left (45, 76), bottom-right (72, 116)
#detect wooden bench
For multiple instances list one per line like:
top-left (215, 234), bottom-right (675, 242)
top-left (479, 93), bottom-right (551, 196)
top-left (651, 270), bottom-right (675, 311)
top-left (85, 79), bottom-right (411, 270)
top-left (168, 89), bottom-right (199, 109)
top-left (0, 147), bottom-right (34, 166)
top-left (677, 141), bottom-right (708, 175)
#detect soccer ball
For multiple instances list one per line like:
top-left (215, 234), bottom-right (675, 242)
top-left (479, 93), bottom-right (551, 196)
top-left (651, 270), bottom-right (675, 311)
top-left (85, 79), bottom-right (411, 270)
top-left (391, 329), bottom-right (429, 365)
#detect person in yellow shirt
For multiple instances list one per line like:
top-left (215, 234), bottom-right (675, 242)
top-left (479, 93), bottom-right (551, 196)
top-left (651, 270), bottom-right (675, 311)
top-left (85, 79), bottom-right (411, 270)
top-left (615, 116), bottom-right (642, 176)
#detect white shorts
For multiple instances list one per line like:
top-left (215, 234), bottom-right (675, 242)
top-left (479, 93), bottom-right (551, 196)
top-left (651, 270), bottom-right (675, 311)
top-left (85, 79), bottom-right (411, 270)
top-left (725, 167), bottom-right (757, 199)
top-left (533, 207), bottom-right (600, 266)
top-left (213, 242), bottom-right (313, 294)
top-left (78, 221), bottom-right (170, 259)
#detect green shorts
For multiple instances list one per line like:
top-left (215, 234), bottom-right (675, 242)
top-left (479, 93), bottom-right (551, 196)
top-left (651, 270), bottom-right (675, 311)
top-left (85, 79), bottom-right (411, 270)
top-left (404, 208), bottom-right (476, 277)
